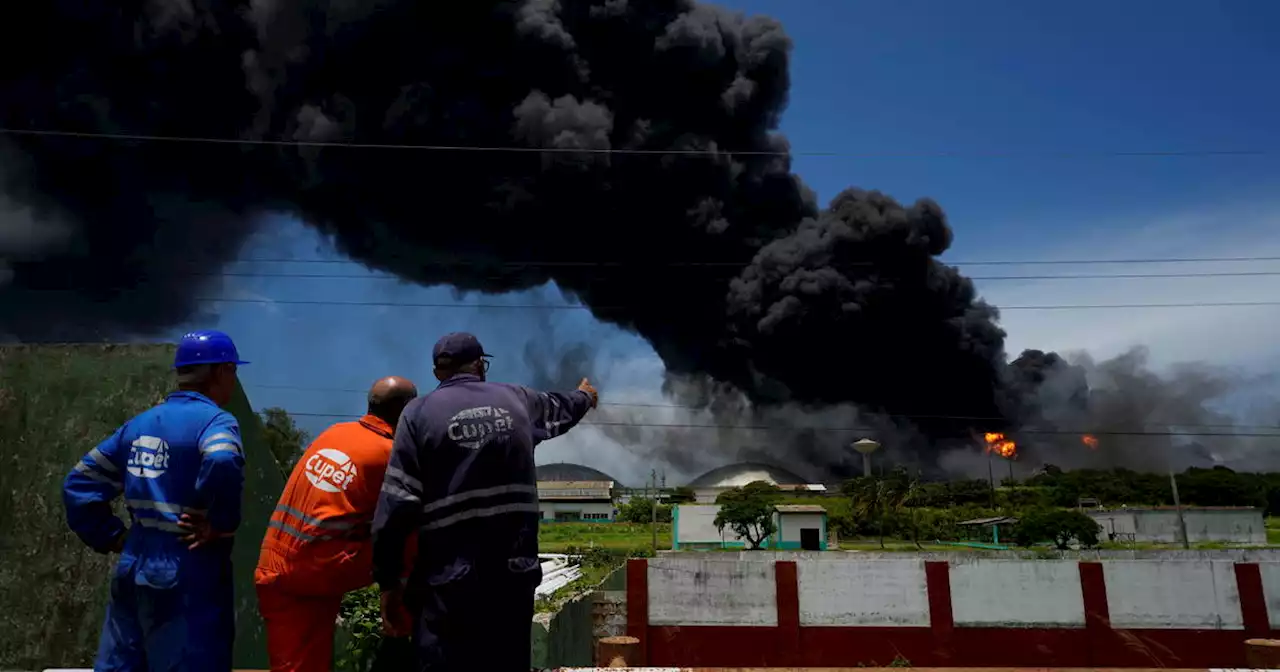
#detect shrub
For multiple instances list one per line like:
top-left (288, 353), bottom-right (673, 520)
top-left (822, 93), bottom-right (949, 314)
top-left (1014, 509), bottom-right (1101, 549)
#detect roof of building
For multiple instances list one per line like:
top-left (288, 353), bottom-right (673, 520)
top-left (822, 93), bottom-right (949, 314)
top-left (535, 462), bottom-right (622, 485)
top-left (538, 480), bottom-right (614, 489)
top-left (537, 480), bottom-right (615, 500)
top-left (775, 504), bottom-right (827, 514)
top-left (688, 462), bottom-right (813, 488)
top-left (958, 516), bottom-right (1019, 526)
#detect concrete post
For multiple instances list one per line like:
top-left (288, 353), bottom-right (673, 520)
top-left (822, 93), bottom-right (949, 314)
top-left (1169, 468), bottom-right (1190, 549)
top-left (1245, 638), bottom-right (1280, 668)
top-left (595, 635), bottom-right (641, 667)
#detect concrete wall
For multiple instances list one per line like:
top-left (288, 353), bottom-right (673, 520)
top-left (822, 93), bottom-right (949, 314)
top-left (1089, 508), bottom-right (1266, 545)
top-left (530, 566), bottom-right (625, 669)
top-left (624, 554), bottom-right (1280, 668)
top-left (540, 500), bottom-right (616, 522)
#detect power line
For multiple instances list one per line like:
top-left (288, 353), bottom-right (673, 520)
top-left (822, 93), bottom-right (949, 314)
top-left (224, 255), bottom-right (1280, 268)
top-left (198, 296), bottom-right (1280, 311)
top-left (1, 126), bottom-right (1272, 159)
top-left (160, 269), bottom-right (1280, 282)
top-left (249, 381), bottom-right (691, 409)
top-left (277, 410), bottom-right (1280, 438)
top-left (247, 384), bottom-right (1280, 432)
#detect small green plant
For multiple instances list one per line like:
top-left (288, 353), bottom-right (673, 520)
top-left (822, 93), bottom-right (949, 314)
top-left (336, 586), bottom-right (382, 672)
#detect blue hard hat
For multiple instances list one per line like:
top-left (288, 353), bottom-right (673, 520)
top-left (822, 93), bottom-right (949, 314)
top-left (174, 330), bottom-right (250, 369)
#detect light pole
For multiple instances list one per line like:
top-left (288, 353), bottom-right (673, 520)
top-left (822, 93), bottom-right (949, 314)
top-left (853, 438), bottom-right (880, 478)
top-left (1169, 467), bottom-right (1190, 550)
top-left (650, 468), bottom-right (659, 555)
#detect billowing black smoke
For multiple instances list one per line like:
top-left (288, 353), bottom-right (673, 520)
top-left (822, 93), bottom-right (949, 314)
top-left (1, 0), bottom-right (1270, 475)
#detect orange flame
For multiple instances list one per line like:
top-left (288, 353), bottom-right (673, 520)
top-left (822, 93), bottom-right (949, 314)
top-left (984, 432), bottom-right (1017, 458)
top-left (1082, 434), bottom-right (1099, 450)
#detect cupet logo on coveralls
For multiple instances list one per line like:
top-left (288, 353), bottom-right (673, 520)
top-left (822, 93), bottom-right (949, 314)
top-left (127, 435), bottom-right (171, 478)
top-left (305, 448), bottom-right (358, 493)
top-left (448, 405), bottom-right (514, 450)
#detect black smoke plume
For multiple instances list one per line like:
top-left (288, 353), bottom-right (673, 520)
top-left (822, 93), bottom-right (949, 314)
top-left (1, 1), bottom-right (1272, 476)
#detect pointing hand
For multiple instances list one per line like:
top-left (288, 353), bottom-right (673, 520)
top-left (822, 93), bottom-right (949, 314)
top-left (578, 378), bottom-right (599, 408)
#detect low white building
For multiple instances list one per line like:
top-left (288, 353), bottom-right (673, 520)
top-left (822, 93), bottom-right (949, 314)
top-left (537, 480), bottom-right (616, 522)
top-left (1087, 506), bottom-right (1266, 545)
top-left (673, 503), bottom-right (829, 550)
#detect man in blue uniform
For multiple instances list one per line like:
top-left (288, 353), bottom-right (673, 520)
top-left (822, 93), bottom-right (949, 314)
top-left (63, 330), bottom-right (249, 672)
top-left (371, 332), bottom-right (598, 672)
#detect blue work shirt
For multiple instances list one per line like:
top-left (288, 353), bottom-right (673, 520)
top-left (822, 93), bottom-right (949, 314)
top-left (63, 390), bottom-right (246, 586)
top-left (370, 375), bottom-right (593, 588)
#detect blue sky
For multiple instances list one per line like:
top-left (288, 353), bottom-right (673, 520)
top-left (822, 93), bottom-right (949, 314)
top-left (183, 0), bottom-right (1280, 482)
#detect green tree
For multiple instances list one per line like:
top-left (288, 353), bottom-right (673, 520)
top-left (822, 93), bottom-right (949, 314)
top-left (849, 467), bottom-right (919, 549)
top-left (1013, 509), bottom-right (1100, 550)
top-left (616, 497), bottom-right (672, 523)
top-left (261, 406), bottom-right (310, 476)
top-left (714, 481), bottom-right (781, 550)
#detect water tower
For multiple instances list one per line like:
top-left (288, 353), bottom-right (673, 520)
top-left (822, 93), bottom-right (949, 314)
top-left (852, 438), bottom-right (880, 478)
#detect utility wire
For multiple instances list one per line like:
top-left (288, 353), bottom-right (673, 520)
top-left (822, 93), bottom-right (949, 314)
top-left (248, 384), bottom-right (1280, 432)
top-left (1, 126), bottom-right (1272, 159)
top-left (223, 255), bottom-right (1280, 267)
top-left (278, 410), bottom-right (1280, 438)
top-left (197, 296), bottom-right (1280, 311)
top-left (156, 269), bottom-right (1280, 281)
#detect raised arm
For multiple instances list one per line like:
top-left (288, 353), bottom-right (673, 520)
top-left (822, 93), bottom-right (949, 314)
top-left (192, 412), bottom-right (246, 534)
top-left (372, 409), bottom-right (425, 591)
top-left (524, 379), bottom-right (596, 443)
top-left (63, 427), bottom-right (128, 553)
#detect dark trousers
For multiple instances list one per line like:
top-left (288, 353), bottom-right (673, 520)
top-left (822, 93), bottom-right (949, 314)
top-left (407, 558), bottom-right (541, 672)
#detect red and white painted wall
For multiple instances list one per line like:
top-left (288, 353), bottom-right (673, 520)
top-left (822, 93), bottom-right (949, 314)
top-left (624, 554), bottom-right (1280, 668)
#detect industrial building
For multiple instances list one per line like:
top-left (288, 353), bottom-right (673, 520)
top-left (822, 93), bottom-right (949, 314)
top-left (1087, 506), bottom-right (1266, 545)
top-left (537, 479), bottom-right (617, 522)
top-left (686, 461), bottom-right (827, 503)
top-left (672, 502), bottom-right (829, 550)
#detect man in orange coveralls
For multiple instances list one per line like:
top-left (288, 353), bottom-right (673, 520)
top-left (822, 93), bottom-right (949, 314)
top-left (255, 376), bottom-right (419, 672)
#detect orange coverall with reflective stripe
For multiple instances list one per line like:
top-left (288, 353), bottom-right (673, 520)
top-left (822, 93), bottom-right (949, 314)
top-left (254, 414), bottom-right (415, 672)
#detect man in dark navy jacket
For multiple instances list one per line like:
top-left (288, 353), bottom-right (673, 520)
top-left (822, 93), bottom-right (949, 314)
top-left (371, 332), bottom-right (598, 672)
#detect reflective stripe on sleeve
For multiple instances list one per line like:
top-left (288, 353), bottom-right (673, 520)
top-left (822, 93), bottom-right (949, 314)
top-left (201, 432), bottom-right (241, 456)
top-left (421, 483), bottom-right (537, 514)
top-left (87, 447), bottom-right (119, 474)
top-left (73, 461), bottom-right (122, 487)
top-left (543, 394), bottom-right (565, 436)
top-left (126, 499), bottom-right (203, 517)
top-left (135, 518), bottom-right (185, 533)
top-left (380, 480), bottom-right (421, 504)
top-left (274, 504), bottom-right (364, 531)
top-left (421, 502), bottom-right (541, 532)
top-left (384, 465), bottom-right (422, 493)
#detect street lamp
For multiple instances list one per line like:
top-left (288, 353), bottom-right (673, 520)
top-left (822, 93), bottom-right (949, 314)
top-left (853, 438), bottom-right (880, 478)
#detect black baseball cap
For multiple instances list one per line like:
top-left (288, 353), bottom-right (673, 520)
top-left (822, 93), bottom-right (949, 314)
top-left (432, 332), bottom-right (493, 364)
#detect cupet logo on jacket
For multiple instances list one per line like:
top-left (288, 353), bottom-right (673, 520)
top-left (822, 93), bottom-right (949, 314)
top-left (127, 436), bottom-right (171, 479)
top-left (305, 448), bottom-right (358, 493)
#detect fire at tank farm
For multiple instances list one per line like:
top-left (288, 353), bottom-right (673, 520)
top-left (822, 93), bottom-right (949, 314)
top-left (2, 0), bottom-right (1279, 670)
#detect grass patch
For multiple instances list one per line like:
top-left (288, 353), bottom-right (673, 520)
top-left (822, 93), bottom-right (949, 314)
top-left (0, 344), bottom-right (284, 670)
top-left (539, 521), bottom-right (671, 553)
top-left (0, 344), bottom-right (177, 670)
